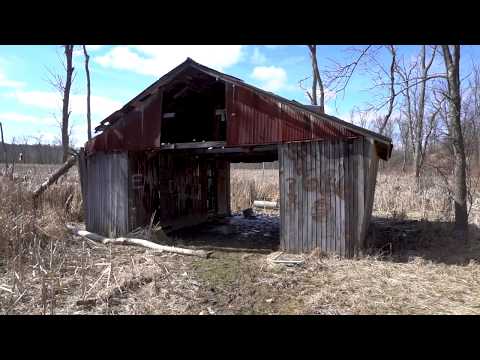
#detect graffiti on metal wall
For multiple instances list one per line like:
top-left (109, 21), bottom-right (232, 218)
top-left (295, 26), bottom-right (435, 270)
top-left (284, 143), bottom-right (350, 224)
top-left (132, 174), bottom-right (144, 190)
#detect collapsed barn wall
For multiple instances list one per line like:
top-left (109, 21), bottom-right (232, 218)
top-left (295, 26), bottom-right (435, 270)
top-left (278, 137), bottom-right (379, 257)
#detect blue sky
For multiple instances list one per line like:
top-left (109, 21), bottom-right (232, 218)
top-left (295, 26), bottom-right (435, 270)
top-left (1, 45), bottom-right (479, 147)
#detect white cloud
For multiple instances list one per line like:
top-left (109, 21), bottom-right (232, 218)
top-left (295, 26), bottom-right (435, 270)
top-left (32, 131), bottom-right (59, 145)
top-left (251, 66), bottom-right (288, 92)
top-left (264, 45), bottom-right (284, 50)
top-left (73, 45), bottom-right (106, 57)
top-left (250, 47), bottom-right (267, 65)
top-left (8, 91), bottom-right (123, 120)
top-left (87, 45), bottom-right (104, 52)
top-left (94, 45), bottom-right (244, 77)
top-left (69, 121), bottom-right (89, 147)
top-left (0, 112), bottom-right (56, 125)
top-left (0, 70), bottom-right (24, 88)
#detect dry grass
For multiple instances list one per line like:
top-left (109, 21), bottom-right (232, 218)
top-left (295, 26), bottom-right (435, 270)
top-left (230, 168), bottom-right (278, 211)
top-left (0, 164), bottom-right (82, 314)
top-left (1, 164), bottom-right (480, 314)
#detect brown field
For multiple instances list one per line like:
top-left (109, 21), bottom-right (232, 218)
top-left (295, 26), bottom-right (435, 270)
top-left (1, 164), bottom-right (480, 314)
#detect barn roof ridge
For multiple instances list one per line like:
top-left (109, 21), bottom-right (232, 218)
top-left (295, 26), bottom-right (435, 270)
top-left (95, 57), bottom-right (392, 146)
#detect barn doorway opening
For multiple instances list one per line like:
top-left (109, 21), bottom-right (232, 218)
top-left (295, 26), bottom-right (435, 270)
top-left (165, 154), bottom-right (280, 253)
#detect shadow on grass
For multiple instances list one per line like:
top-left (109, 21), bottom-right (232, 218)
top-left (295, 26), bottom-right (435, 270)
top-left (156, 212), bottom-right (480, 266)
top-left (367, 216), bottom-right (480, 266)
top-left (164, 213), bottom-right (280, 253)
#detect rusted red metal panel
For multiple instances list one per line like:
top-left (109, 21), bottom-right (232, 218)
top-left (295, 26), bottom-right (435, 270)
top-left (142, 93), bottom-right (163, 148)
top-left (85, 93), bottom-right (163, 155)
top-left (226, 85), bottom-right (358, 147)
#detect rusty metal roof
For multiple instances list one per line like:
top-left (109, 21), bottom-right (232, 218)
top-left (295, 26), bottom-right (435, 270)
top-left (94, 58), bottom-right (392, 145)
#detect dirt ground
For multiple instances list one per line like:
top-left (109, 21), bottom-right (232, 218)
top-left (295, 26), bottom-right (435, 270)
top-left (2, 211), bottom-right (480, 315)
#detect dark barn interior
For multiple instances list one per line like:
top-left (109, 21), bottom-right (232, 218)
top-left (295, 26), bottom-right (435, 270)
top-left (79, 58), bottom-right (393, 257)
top-left (160, 67), bottom-right (227, 144)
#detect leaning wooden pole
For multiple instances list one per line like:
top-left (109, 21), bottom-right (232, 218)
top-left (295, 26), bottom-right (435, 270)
top-left (33, 155), bottom-right (77, 198)
top-left (66, 224), bottom-right (212, 258)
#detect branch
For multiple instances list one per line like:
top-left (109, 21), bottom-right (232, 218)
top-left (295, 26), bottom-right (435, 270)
top-left (66, 224), bottom-right (212, 258)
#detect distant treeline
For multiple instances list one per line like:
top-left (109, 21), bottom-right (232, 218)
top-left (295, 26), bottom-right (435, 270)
top-left (1, 143), bottom-right (63, 164)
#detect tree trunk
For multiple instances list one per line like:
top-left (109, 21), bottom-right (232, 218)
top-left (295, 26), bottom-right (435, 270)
top-left (402, 143), bottom-right (408, 173)
top-left (33, 155), bottom-right (77, 198)
top-left (442, 45), bottom-right (468, 241)
top-left (308, 45), bottom-right (325, 113)
top-left (82, 45), bottom-right (92, 141)
top-left (0, 122), bottom-right (7, 175)
top-left (414, 46), bottom-right (427, 178)
top-left (62, 45), bottom-right (74, 162)
top-left (378, 46), bottom-right (397, 134)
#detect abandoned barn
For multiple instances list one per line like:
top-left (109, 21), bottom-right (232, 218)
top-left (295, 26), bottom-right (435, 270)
top-left (78, 58), bottom-right (393, 257)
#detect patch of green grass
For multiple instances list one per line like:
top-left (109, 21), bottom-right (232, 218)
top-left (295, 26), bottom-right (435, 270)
top-left (192, 253), bottom-right (246, 289)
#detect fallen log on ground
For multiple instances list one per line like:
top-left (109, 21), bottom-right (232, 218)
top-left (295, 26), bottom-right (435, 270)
top-left (66, 224), bottom-right (212, 258)
top-left (253, 200), bottom-right (278, 209)
top-left (33, 156), bottom-right (77, 198)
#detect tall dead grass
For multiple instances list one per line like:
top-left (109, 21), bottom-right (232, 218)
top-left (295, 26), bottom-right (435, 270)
top-left (230, 167), bottom-right (480, 226)
top-left (230, 168), bottom-right (279, 211)
top-left (0, 165), bottom-right (82, 313)
top-left (1, 164), bottom-right (480, 314)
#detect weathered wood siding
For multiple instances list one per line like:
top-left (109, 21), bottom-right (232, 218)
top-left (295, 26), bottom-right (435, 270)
top-left (128, 152), bottom-right (209, 231)
top-left (216, 159), bottom-right (230, 216)
top-left (360, 139), bottom-right (379, 249)
top-left (279, 137), bottom-right (379, 257)
top-left (128, 152), bottom-right (231, 232)
top-left (85, 151), bottom-right (129, 237)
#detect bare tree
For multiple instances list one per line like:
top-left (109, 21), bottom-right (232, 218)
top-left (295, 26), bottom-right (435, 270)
top-left (82, 45), bottom-right (92, 141)
top-left (462, 63), bottom-right (480, 168)
top-left (395, 115), bottom-right (410, 172)
top-left (62, 45), bottom-right (74, 162)
top-left (325, 45), bottom-right (398, 135)
top-left (377, 45), bottom-right (397, 134)
top-left (299, 45), bottom-right (325, 112)
top-left (442, 45), bottom-right (468, 241)
top-left (395, 46), bottom-right (439, 177)
top-left (48, 46), bottom-right (75, 162)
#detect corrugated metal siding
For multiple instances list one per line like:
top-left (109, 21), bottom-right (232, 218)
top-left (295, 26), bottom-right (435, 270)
top-left (279, 138), bottom-right (376, 257)
top-left (227, 84), bottom-right (358, 147)
top-left (86, 151), bottom-right (129, 237)
top-left (78, 148), bottom-right (88, 220)
top-left (86, 92), bottom-right (163, 155)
